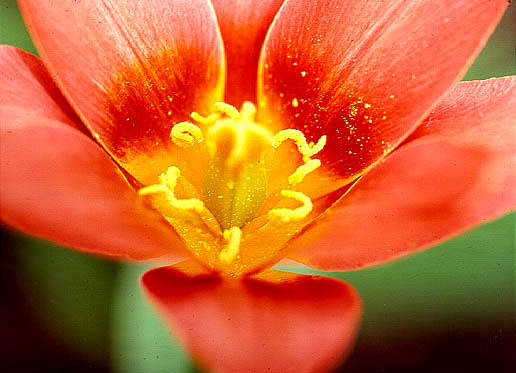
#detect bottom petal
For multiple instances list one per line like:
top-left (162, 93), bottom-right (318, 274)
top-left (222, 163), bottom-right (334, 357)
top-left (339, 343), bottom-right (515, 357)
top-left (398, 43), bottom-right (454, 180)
top-left (142, 263), bottom-right (361, 373)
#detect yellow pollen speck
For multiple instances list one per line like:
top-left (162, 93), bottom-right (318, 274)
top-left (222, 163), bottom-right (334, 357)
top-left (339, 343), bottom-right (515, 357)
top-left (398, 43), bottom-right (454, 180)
top-left (382, 115), bottom-right (387, 120)
top-left (364, 103), bottom-right (371, 108)
top-left (292, 98), bottom-right (299, 107)
top-left (170, 121), bottom-right (204, 148)
top-left (219, 226), bottom-right (242, 264)
top-left (301, 71), bottom-right (307, 77)
top-left (389, 94), bottom-right (395, 99)
top-left (268, 190), bottom-right (313, 223)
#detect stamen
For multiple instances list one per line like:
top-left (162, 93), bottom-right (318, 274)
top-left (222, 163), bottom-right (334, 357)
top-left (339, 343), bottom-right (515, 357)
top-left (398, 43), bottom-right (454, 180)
top-left (214, 102), bottom-right (240, 119)
top-left (139, 166), bottom-right (205, 213)
top-left (272, 129), bottom-right (326, 161)
top-left (267, 190), bottom-right (313, 223)
top-left (304, 135), bottom-right (327, 162)
top-left (219, 226), bottom-right (242, 264)
top-left (190, 112), bottom-right (218, 125)
top-left (288, 159), bottom-right (321, 185)
top-left (170, 122), bottom-right (204, 148)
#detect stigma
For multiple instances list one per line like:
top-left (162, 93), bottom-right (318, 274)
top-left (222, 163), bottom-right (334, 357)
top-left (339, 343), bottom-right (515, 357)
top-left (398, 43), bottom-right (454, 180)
top-left (138, 101), bottom-right (327, 273)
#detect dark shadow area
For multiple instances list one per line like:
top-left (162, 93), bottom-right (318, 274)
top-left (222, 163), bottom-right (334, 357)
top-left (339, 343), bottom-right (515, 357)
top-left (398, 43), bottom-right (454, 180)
top-left (339, 329), bottom-right (516, 372)
top-left (0, 229), bottom-right (112, 373)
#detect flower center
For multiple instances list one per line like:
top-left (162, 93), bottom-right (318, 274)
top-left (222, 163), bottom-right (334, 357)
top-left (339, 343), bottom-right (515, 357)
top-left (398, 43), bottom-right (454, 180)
top-left (138, 102), bottom-right (326, 276)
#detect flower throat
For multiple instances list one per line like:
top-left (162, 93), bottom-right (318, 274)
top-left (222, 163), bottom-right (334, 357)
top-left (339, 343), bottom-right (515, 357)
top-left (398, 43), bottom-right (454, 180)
top-left (138, 101), bottom-right (326, 275)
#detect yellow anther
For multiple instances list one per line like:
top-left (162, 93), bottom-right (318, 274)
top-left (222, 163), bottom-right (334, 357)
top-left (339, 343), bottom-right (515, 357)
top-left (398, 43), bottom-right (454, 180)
top-left (170, 121), bottom-right (204, 148)
top-left (214, 102), bottom-right (240, 119)
top-left (305, 135), bottom-right (326, 161)
top-left (272, 129), bottom-right (326, 161)
top-left (268, 190), bottom-right (313, 223)
top-left (139, 166), bottom-right (205, 213)
top-left (191, 112), bottom-right (218, 125)
top-left (219, 226), bottom-right (242, 264)
top-left (288, 159), bottom-right (321, 185)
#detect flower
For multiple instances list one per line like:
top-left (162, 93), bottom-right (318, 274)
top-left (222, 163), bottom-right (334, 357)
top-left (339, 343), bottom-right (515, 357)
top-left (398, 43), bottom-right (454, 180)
top-left (1, 0), bottom-right (514, 371)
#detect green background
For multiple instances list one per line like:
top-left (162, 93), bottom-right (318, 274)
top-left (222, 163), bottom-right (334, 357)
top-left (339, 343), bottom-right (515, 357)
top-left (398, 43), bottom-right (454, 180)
top-left (1, 1), bottom-right (514, 372)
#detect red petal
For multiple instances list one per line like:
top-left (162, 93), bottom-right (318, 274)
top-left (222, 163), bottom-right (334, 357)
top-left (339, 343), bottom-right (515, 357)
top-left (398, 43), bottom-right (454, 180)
top-left (211, 0), bottom-right (284, 106)
top-left (142, 263), bottom-right (361, 373)
top-left (0, 45), bottom-right (82, 130)
top-left (0, 118), bottom-right (188, 261)
top-left (258, 0), bottom-right (507, 187)
top-left (18, 0), bottom-right (225, 185)
top-left (286, 77), bottom-right (516, 270)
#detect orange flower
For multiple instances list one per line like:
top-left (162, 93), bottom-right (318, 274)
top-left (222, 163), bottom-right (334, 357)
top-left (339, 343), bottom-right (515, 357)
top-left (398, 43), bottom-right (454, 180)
top-left (1, 0), bottom-right (514, 371)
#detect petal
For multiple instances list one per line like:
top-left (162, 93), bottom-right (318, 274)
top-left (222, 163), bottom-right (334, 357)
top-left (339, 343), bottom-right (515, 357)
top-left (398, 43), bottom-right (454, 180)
top-left (18, 0), bottom-right (225, 185)
top-left (211, 0), bottom-right (284, 105)
top-left (258, 0), bottom-right (507, 189)
top-left (286, 77), bottom-right (516, 270)
top-left (0, 118), bottom-right (188, 261)
top-left (0, 44), bottom-right (82, 130)
top-left (142, 262), bottom-right (361, 373)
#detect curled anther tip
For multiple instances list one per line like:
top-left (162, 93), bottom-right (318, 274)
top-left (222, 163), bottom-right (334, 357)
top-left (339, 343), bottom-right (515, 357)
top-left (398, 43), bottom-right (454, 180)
top-left (138, 184), bottom-right (168, 196)
top-left (267, 190), bottom-right (313, 223)
top-left (288, 158), bottom-right (321, 185)
top-left (219, 226), bottom-right (242, 264)
top-left (170, 121), bottom-right (204, 148)
top-left (191, 112), bottom-right (218, 125)
top-left (214, 102), bottom-right (240, 119)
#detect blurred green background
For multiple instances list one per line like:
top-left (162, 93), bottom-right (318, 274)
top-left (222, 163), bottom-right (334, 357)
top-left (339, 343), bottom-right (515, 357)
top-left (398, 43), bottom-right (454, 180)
top-left (1, 1), bottom-right (515, 372)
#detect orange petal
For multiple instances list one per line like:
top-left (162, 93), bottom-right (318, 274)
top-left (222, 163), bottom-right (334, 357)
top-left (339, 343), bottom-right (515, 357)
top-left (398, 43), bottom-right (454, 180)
top-left (258, 0), bottom-right (507, 187)
top-left (18, 0), bottom-right (225, 185)
top-left (0, 118), bottom-right (188, 261)
top-left (0, 45), bottom-right (82, 131)
top-left (211, 0), bottom-right (285, 105)
top-left (286, 77), bottom-right (516, 270)
top-left (142, 263), bottom-right (361, 373)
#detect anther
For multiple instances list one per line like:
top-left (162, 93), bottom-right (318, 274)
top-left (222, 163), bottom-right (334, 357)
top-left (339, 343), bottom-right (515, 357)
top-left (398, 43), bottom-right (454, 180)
top-left (267, 190), bottom-right (313, 223)
top-left (139, 166), bottom-right (205, 213)
top-left (190, 112), bottom-right (218, 125)
top-left (170, 122), bottom-right (204, 148)
top-left (214, 102), bottom-right (240, 119)
top-left (219, 226), bottom-right (242, 264)
top-left (272, 129), bottom-right (326, 161)
top-left (288, 159), bottom-right (321, 185)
